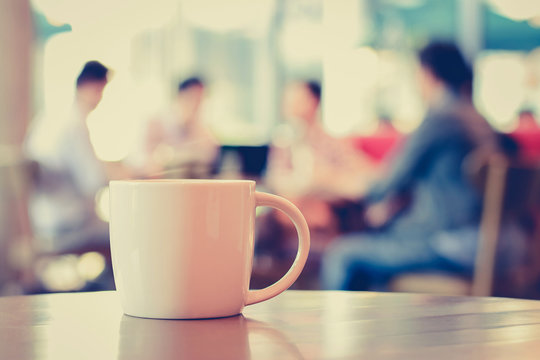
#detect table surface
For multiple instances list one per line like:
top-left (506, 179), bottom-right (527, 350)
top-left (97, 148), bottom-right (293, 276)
top-left (2, 291), bottom-right (540, 359)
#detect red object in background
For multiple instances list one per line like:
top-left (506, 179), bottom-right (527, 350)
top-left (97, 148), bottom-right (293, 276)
top-left (351, 123), bottom-right (403, 162)
top-left (510, 112), bottom-right (540, 162)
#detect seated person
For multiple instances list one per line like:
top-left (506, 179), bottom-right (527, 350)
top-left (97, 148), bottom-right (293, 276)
top-left (321, 42), bottom-right (526, 291)
top-left (142, 77), bottom-right (218, 179)
top-left (266, 80), bottom-right (377, 201)
top-left (257, 81), bottom-right (378, 265)
top-left (26, 61), bottom-right (113, 252)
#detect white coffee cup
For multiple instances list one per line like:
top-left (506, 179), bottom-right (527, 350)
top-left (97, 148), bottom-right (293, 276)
top-left (109, 179), bottom-right (310, 319)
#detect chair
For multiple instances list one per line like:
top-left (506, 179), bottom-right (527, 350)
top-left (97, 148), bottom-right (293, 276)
top-left (392, 153), bottom-right (540, 297)
top-left (469, 155), bottom-right (540, 296)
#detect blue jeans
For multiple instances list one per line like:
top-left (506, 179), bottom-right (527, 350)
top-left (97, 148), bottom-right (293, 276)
top-left (321, 231), bottom-right (455, 291)
top-left (321, 221), bottom-right (528, 291)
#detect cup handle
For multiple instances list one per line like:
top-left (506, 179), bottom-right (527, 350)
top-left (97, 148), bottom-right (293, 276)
top-left (246, 192), bottom-right (310, 306)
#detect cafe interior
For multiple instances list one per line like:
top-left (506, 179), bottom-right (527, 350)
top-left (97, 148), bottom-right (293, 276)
top-left (2, 0), bottom-right (540, 300)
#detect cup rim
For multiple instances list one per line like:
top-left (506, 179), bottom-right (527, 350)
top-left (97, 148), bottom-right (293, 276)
top-left (110, 179), bottom-right (256, 186)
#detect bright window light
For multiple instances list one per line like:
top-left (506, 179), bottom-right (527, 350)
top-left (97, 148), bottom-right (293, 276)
top-left (474, 52), bottom-right (526, 129)
top-left (32, 0), bottom-right (178, 33)
top-left (181, 0), bottom-right (275, 33)
top-left (323, 47), bottom-right (379, 136)
top-left (487, 0), bottom-right (540, 21)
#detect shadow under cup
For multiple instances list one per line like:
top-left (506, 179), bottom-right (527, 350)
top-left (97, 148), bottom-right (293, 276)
top-left (109, 179), bottom-right (310, 319)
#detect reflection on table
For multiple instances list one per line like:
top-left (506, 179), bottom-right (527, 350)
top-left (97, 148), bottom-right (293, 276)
top-left (2, 290), bottom-right (540, 359)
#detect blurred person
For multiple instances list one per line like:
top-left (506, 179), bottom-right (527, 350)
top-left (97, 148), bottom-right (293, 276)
top-left (257, 81), bottom-right (377, 269)
top-left (142, 77), bottom-right (218, 178)
top-left (266, 80), bottom-right (377, 201)
top-left (322, 42), bottom-right (526, 291)
top-left (26, 61), bottom-right (114, 252)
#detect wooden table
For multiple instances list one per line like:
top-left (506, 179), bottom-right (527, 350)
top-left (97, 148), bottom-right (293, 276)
top-left (2, 291), bottom-right (540, 359)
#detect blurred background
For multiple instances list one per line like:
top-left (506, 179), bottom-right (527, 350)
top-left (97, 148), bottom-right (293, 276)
top-left (1, 0), bottom-right (540, 297)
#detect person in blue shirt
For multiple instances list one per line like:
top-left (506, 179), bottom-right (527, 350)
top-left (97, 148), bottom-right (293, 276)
top-left (322, 42), bottom-right (525, 291)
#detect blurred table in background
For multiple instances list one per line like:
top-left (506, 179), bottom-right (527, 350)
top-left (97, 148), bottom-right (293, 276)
top-left (2, 290), bottom-right (540, 359)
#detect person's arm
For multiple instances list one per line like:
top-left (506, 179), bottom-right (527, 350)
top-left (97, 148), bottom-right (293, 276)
top-left (365, 113), bottom-right (458, 203)
top-left (145, 118), bottom-right (165, 155)
top-left (62, 125), bottom-right (108, 197)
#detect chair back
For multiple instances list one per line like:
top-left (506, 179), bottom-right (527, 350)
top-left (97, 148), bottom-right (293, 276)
top-left (465, 152), bottom-right (540, 296)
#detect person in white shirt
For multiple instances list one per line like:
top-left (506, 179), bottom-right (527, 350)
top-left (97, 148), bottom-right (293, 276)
top-left (267, 81), bottom-right (377, 200)
top-left (142, 77), bottom-right (218, 179)
top-left (259, 81), bottom-right (378, 256)
top-left (26, 61), bottom-right (111, 252)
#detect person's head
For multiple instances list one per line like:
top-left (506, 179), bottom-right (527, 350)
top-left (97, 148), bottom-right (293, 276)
top-left (176, 77), bottom-right (205, 120)
top-left (282, 80), bottom-right (321, 124)
top-left (417, 41), bottom-right (473, 104)
top-left (76, 61), bottom-right (109, 112)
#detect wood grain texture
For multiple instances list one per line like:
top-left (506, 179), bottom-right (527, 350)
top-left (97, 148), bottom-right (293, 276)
top-left (1, 291), bottom-right (540, 359)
